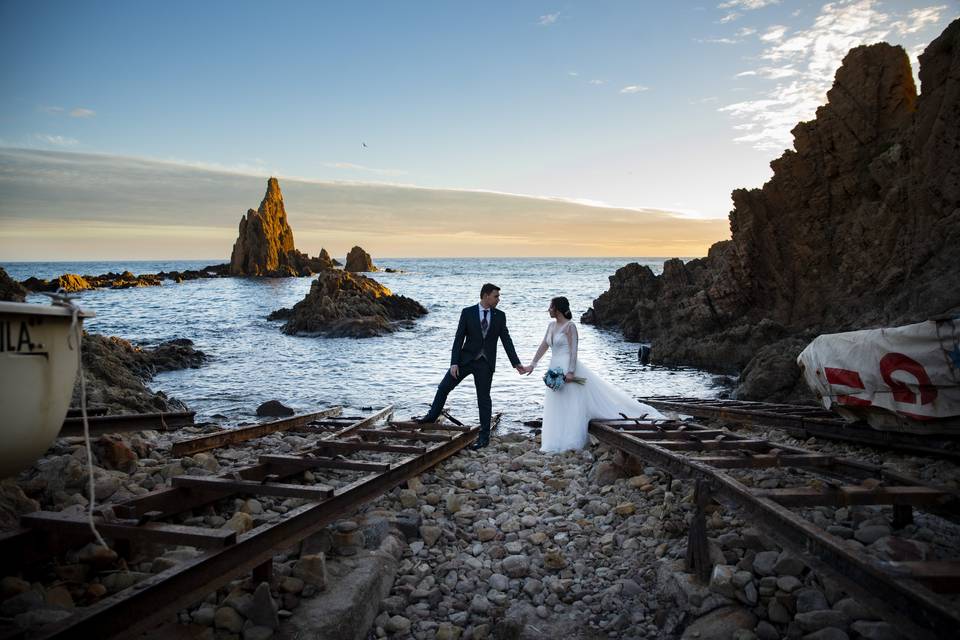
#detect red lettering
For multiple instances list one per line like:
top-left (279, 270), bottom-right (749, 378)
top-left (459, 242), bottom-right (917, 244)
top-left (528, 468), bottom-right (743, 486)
top-left (880, 353), bottom-right (936, 406)
top-left (824, 367), bottom-right (872, 407)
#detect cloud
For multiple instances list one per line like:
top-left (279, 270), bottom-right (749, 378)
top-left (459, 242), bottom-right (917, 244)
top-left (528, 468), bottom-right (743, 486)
top-left (737, 27), bottom-right (757, 36)
top-left (568, 71), bottom-right (579, 77)
top-left (718, 0), bottom-right (780, 9)
top-left (538, 12), bottom-right (560, 26)
top-left (35, 134), bottom-right (78, 146)
top-left (718, 0), bottom-right (953, 152)
top-left (69, 108), bottom-right (96, 118)
top-left (891, 5), bottom-right (948, 35)
top-left (760, 25), bottom-right (788, 41)
top-left (619, 85), bottom-right (649, 94)
top-left (720, 12), bottom-right (741, 23)
top-left (699, 37), bottom-right (740, 44)
top-left (38, 106), bottom-right (64, 115)
top-left (588, 79), bottom-right (605, 85)
top-left (0, 148), bottom-right (730, 259)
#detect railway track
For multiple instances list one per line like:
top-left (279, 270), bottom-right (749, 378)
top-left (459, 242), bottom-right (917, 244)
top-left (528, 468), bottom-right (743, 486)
top-left (642, 396), bottom-right (960, 462)
top-left (1, 405), bottom-right (483, 639)
top-left (588, 415), bottom-right (960, 640)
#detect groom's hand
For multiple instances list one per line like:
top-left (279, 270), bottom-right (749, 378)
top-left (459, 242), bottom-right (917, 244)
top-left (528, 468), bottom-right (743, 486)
top-left (449, 365), bottom-right (460, 379)
top-left (515, 365), bottom-right (525, 375)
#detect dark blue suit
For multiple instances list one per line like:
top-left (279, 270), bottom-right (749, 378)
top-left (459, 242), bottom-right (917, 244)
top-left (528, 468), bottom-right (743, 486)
top-left (425, 305), bottom-right (521, 442)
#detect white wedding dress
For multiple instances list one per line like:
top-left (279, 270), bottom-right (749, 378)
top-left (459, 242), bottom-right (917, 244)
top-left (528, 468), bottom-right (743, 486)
top-left (539, 321), bottom-right (665, 453)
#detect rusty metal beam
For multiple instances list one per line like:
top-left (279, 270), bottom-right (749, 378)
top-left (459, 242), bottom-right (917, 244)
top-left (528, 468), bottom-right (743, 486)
top-left (358, 429), bottom-right (452, 442)
top-left (171, 476), bottom-right (334, 500)
top-left (21, 512), bottom-right (237, 548)
top-left (60, 411), bottom-right (195, 437)
top-left (311, 440), bottom-right (427, 454)
top-left (588, 421), bottom-right (960, 640)
top-left (258, 455), bottom-right (392, 472)
top-left (35, 427), bottom-right (478, 639)
top-left (170, 407), bottom-right (343, 456)
top-left (755, 486), bottom-right (952, 507)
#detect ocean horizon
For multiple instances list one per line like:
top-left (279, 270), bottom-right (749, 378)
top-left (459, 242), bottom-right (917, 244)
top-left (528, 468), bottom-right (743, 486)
top-left (3, 258), bottom-right (728, 431)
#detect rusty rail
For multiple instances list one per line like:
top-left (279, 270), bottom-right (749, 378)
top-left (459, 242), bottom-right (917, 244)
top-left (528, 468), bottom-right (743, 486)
top-left (589, 416), bottom-right (960, 640)
top-left (642, 396), bottom-right (960, 461)
top-left (6, 407), bottom-right (476, 639)
top-left (169, 407), bottom-right (345, 456)
top-left (59, 411), bottom-right (196, 437)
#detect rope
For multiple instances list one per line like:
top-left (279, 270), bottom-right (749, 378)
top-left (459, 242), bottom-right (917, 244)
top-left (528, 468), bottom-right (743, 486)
top-left (52, 291), bottom-right (110, 549)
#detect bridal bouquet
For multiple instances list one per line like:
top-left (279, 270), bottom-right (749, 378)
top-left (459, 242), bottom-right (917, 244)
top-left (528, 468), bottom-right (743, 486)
top-left (543, 367), bottom-right (586, 391)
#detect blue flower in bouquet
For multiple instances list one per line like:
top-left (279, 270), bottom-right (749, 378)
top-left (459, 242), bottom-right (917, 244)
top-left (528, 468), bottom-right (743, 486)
top-left (543, 367), bottom-right (586, 391)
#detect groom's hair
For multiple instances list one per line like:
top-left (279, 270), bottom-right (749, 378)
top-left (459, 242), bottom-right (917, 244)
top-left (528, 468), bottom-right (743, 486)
top-left (480, 283), bottom-right (500, 297)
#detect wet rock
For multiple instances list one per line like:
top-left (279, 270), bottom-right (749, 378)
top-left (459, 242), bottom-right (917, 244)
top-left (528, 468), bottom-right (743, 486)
top-left (796, 588), bottom-right (829, 614)
top-left (0, 268), bottom-right (26, 301)
top-left (849, 620), bottom-right (899, 640)
top-left (256, 400), bottom-right (295, 417)
top-left (0, 479), bottom-right (40, 530)
top-left (681, 605), bottom-right (757, 640)
top-left (223, 512), bottom-right (254, 534)
top-left (854, 525), bottom-right (891, 545)
top-left (794, 610), bottom-right (849, 633)
top-left (502, 554), bottom-right (529, 578)
top-left (293, 553), bottom-right (327, 589)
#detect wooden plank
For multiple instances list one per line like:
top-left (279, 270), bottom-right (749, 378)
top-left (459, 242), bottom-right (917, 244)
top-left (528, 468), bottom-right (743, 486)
top-left (170, 407), bottom-right (343, 456)
top-left (755, 486), bottom-right (952, 507)
top-left (171, 476), bottom-right (334, 499)
top-left (358, 429), bottom-right (452, 442)
top-left (625, 430), bottom-right (727, 440)
top-left (259, 455), bottom-right (392, 472)
top-left (694, 454), bottom-right (835, 469)
top-left (311, 440), bottom-right (427, 454)
top-left (648, 439), bottom-right (771, 451)
top-left (21, 512), bottom-right (236, 548)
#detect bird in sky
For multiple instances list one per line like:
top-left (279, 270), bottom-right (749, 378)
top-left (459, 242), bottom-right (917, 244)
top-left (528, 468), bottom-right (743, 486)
top-left (361, 142), bottom-right (368, 149)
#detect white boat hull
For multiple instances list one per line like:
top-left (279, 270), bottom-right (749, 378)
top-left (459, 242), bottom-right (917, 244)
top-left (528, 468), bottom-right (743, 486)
top-left (0, 301), bottom-right (93, 478)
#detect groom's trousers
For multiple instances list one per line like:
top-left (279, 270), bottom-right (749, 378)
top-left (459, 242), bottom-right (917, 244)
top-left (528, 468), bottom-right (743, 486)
top-left (425, 358), bottom-right (493, 441)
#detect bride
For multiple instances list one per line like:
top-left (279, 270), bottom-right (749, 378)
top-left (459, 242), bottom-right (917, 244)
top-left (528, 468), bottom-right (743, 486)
top-left (521, 296), bottom-right (664, 452)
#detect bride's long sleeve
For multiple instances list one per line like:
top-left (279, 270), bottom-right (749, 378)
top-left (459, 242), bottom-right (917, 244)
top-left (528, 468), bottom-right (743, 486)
top-left (529, 326), bottom-right (551, 369)
top-left (565, 324), bottom-right (578, 374)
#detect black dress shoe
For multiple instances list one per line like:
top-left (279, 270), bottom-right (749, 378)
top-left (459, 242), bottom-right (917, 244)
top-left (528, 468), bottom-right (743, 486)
top-left (415, 415), bottom-right (437, 424)
top-left (470, 439), bottom-right (488, 450)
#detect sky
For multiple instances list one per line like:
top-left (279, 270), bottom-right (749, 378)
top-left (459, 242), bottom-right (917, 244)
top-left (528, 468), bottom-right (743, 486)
top-left (0, 0), bottom-right (955, 260)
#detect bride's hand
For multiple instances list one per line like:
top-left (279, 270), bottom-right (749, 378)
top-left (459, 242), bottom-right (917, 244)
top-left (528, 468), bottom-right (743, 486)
top-left (564, 372), bottom-right (575, 382)
top-left (520, 364), bottom-right (534, 375)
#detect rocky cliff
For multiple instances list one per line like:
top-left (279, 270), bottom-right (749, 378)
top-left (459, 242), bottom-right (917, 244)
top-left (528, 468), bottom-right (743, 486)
top-left (0, 268), bottom-right (26, 301)
top-left (584, 20), bottom-right (960, 403)
top-left (229, 178), bottom-right (329, 276)
top-left (269, 270), bottom-right (427, 338)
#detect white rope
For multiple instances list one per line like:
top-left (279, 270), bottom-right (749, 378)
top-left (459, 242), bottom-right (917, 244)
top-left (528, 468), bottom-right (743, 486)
top-left (56, 292), bottom-right (110, 549)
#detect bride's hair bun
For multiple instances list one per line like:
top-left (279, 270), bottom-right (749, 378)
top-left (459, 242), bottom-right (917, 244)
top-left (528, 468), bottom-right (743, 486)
top-left (551, 296), bottom-right (573, 320)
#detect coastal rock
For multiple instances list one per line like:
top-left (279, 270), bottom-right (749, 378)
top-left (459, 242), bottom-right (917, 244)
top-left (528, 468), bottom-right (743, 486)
top-left (72, 334), bottom-right (206, 414)
top-left (344, 246), bottom-right (378, 273)
top-left (0, 268), bottom-right (27, 301)
top-left (257, 400), bottom-right (295, 417)
top-left (274, 270), bottom-right (426, 338)
top-left (229, 178), bottom-right (330, 277)
top-left (582, 21), bottom-right (960, 402)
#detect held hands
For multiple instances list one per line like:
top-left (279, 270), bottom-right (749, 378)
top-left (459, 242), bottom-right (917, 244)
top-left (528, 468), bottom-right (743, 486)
top-left (515, 364), bottom-right (526, 375)
top-left (519, 364), bottom-right (535, 375)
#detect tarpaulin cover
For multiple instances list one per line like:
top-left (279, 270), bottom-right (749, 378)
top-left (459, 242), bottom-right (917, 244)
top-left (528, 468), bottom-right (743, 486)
top-left (797, 317), bottom-right (960, 434)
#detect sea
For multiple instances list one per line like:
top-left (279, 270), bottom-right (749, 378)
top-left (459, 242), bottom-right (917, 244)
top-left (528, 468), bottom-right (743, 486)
top-left (3, 259), bottom-right (731, 432)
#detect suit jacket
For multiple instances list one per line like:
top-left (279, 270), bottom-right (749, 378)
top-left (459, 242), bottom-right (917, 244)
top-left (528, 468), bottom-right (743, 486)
top-left (451, 305), bottom-right (520, 372)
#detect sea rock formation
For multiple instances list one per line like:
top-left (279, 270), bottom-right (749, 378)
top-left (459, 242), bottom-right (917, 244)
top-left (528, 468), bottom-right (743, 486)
top-left (270, 270), bottom-right (426, 338)
top-left (0, 268), bottom-right (26, 302)
top-left (229, 178), bottom-right (329, 277)
top-left (74, 335), bottom-right (206, 414)
top-left (583, 20), bottom-right (960, 403)
top-left (345, 246), bottom-right (378, 272)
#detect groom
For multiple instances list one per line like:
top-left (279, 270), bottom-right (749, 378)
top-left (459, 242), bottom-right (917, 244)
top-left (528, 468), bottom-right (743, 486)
top-left (419, 283), bottom-right (523, 449)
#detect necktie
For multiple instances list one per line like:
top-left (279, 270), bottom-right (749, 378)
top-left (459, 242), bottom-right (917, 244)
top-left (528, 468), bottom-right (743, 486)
top-left (481, 309), bottom-right (489, 335)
